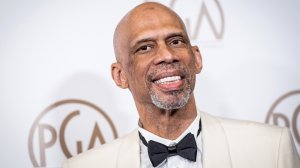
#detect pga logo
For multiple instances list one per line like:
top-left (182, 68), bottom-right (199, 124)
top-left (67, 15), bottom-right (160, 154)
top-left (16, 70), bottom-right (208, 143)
top-left (145, 0), bottom-right (225, 41)
top-left (28, 99), bottom-right (118, 167)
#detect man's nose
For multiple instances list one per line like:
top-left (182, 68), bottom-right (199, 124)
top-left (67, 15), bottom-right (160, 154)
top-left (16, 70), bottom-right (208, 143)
top-left (153, 44), bottom-right (179, 65)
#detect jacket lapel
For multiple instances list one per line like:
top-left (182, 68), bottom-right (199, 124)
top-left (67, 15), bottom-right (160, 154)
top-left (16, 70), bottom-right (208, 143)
top-left (116, 129), bottom-right (140, 168)
top-left (201, 112), bottom-right (232, 168)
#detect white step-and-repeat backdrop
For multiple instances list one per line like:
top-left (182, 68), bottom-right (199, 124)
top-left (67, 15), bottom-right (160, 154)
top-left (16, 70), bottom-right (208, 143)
top-left (0, 0), bottom-right (299, 167)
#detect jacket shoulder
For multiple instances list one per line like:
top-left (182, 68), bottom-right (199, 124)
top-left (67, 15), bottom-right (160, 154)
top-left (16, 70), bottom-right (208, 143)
top-left (201, 112), bottom-right (300, 167)
top-left (63, 129), bottom-right (139, 168)
top-left (203, 112), bottom-right (283, 134)
top-left (213, 114), bottom-right (285, 145)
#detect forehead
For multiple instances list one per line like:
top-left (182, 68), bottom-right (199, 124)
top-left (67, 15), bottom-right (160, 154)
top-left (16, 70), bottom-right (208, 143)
top-left (126, 6), bottom-right (186, 44)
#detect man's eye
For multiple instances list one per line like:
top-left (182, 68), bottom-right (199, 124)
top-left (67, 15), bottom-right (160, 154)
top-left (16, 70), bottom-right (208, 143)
top-left (171, 39), bottom-right (184, 46)
top-left (136, 45), bottom-right (152, 53)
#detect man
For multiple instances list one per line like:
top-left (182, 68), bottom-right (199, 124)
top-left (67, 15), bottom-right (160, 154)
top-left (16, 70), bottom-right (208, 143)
top-left (63, 2), bottom-right (300, 168)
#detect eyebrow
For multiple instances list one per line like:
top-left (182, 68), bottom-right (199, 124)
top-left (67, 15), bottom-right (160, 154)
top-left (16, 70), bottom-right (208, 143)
top-left (165, 32), bottom-right (185, 39)
top-left (132, 32), bottom-right (186, 47)
top-left (133, 37), bottom-right (156, 46)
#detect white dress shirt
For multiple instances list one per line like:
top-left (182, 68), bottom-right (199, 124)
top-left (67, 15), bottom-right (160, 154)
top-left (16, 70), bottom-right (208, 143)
top-left (138, 114), bottom-right (202, 168)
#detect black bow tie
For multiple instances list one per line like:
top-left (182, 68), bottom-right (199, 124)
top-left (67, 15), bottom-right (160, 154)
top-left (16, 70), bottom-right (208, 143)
top-left (139, 119), bottom-right (201, 167)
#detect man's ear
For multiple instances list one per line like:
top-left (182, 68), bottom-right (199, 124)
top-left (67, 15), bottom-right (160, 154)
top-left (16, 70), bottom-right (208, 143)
top-left (192, 46), bottom-right (203, 74)
top-left (111, 62), bottom-right (129, 89)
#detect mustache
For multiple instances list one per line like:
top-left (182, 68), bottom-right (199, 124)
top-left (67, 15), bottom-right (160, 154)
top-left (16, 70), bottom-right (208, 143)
top-left (147, 62), bottom-right (188, 81)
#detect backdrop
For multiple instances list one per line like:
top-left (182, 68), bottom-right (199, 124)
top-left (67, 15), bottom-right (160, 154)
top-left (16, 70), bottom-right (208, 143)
top-left (0, 0), bottom-right (299, 167)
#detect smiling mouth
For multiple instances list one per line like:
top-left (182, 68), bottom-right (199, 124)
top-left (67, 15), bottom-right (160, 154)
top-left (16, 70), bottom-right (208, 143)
top-left (154, 76), bottom-right (182, 84)
top-left (152, 75), bottom-right (185, 91)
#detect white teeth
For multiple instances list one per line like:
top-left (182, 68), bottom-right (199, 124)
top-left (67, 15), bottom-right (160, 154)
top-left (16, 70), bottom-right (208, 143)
top-left (154, 76), bottom-right (181, 84)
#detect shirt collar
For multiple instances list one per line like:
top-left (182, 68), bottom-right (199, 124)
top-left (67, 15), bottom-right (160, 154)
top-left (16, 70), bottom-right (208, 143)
top-left (138, 113), bottom-right (201, 147)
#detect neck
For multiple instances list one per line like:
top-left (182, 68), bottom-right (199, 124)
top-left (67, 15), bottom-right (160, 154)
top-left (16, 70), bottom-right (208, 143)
top-left (137, 96), bottom-right (197, 140)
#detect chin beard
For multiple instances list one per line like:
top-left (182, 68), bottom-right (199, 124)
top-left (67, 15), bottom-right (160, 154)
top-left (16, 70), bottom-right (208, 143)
top-left (147, 62), bottom-right (196, 110)
top-left (149, 85), bottom-right (191, 110)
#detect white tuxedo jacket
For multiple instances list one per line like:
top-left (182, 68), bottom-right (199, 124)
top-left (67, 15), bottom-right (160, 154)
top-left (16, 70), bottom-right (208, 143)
top-left (63, 112), bottom-right (300, 168)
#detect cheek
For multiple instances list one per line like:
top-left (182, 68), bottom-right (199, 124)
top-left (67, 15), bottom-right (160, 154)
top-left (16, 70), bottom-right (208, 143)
top-left (127, 61), bottom-right (151, 88)
top-left (188, 53), bottom-right (199, 73)
top-left (132, 56), bottom-right (153, 76)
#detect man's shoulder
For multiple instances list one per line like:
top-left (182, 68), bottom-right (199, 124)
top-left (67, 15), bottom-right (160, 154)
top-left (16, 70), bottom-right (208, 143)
top-left (201, 111), bottom-right (284, 133)
top-left (201, 111), bottom-right (289, 148)
top-left (201, 112), bottom-right (300, 167)
top-left (63, 129), bottom-right (139, 168)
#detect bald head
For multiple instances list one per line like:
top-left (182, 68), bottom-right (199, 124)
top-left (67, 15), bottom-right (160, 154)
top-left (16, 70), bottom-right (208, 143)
top-left (111, 2), bottom-right (202, 117)
top-left (113, 2), bottom-right (188, 64)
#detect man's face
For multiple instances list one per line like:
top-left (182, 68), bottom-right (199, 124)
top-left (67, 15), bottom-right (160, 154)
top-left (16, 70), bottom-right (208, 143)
top-left (115, 7), bottom-right (202, 110)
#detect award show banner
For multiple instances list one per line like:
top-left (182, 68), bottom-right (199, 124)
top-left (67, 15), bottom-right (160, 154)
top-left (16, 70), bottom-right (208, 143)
top-left (0, 0), bottom-right (299, 167)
